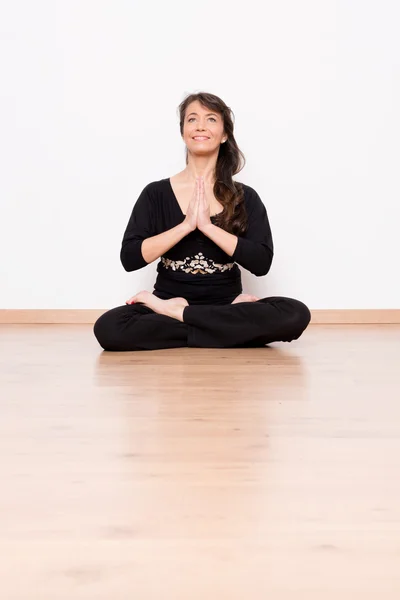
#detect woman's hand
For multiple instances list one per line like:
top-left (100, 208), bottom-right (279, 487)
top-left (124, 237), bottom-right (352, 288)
top-left (182, 179), bottom-right (199, 232)
top-left (196, 176), bottom-right (212, 232)
top-left (183, 177), bottom-right (212, 232)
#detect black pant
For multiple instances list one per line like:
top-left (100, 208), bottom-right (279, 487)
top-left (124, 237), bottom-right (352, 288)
top-left (93, 294), bottom-right (311, 351)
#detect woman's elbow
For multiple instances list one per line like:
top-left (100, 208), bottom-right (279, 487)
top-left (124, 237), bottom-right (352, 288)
top-left (253, 265), bottom-right (271, 277)
top-left (120, 255), bottom-right (136, 272)
top-left (120, 249), bottom-right (146, 272)
top-left (252, 251), bottom-right (273, 276)
top-left (120, 238), bottom-right (151, 271)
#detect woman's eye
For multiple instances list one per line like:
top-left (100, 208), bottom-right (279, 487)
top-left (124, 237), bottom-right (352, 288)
top-left (188, 117), bottom-right (216, 122)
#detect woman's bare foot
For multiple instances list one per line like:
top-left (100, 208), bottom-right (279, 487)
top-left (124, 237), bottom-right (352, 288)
top-left (231, 293), bottom-right (260, 304)
top-left (126, 290), bottom-right (188, 322)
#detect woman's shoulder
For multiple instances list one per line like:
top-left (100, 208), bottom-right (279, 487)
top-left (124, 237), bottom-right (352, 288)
top-left (234, 181), bottom-right (269, 222)
top-left (235, 180), bottom-right (258, 195)
top-left (140, 178), bottom-right (169, 195)
top-left (133, 179), bottom-right (170, 209)
top-left (234, 180), bottom-right (263, 208)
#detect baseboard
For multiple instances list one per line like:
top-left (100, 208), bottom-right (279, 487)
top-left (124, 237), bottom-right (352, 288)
top-left (0, 309), bottom-right (399, 324)
top-left (310, 310), bottom-right (400, 324)
top-left (0, 310), bottom-right (104, 324)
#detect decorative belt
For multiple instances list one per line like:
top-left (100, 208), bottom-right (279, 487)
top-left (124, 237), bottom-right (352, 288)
top-left (161, 251), bottom-right (235, 275)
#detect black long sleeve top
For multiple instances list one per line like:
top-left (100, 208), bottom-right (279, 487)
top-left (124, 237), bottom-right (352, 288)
top-left (120, 178), bottom-right (274, 304)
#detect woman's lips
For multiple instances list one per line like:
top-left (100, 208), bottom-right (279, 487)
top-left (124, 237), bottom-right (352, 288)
top-left (193, 137), bottom-right (209, 141)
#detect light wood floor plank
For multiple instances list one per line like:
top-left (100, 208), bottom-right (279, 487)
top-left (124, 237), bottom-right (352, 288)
top-left (0, 324), bottom-right (399, 599)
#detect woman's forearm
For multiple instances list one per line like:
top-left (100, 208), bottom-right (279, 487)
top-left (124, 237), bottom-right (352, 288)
top-left (141, 222), bottom-right (193, 264)
top-left (199, 223), bottom-right (238, 257)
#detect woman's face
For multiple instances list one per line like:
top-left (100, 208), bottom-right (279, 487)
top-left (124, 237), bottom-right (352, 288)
top-left (182, 100), bottom-right (226, 152)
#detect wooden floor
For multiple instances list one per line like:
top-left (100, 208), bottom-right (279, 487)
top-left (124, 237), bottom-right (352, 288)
top-left (1, 323), bottom-right (400, 599)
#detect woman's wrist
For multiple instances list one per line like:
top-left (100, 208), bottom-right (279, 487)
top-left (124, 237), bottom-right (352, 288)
top-left (198, 222), bottom-right (213, 235)
top-left (179, 220), bottom-right (196, 235)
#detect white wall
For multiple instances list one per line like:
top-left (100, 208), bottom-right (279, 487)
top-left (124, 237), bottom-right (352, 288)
top-left (1, 0), bottom-right (399, 310)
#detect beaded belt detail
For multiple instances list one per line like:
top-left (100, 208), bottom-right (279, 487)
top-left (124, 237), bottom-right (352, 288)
top-left (161, 252), bottom-right (235, 274)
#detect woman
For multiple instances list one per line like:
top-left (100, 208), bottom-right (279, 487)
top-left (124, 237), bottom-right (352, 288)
top-left (93, 92), bottom-right (311, 351)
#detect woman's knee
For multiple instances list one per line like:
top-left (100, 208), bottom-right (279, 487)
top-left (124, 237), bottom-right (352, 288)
top-left (285, 298), bottom-right (311, 337)
top-left (93, 310), bottom-right (111, 350)
top-left (260, 296), bottom-right (311, 340)
top-left (93, 307), bottom-right (124, 351)
top-left (94, 304), bottom-right (153, 351)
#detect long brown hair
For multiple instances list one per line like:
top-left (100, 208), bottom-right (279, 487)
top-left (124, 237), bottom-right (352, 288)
top-left (178, 92), bottom-right (248, 235)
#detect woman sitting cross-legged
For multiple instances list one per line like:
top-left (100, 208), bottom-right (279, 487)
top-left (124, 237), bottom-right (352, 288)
top-left (93, 92), bottom-right (311, 351)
